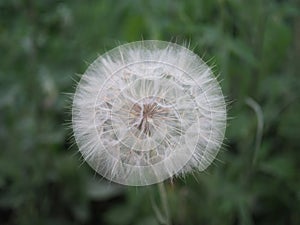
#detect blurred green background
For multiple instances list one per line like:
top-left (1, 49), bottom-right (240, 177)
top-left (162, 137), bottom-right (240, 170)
top-left (0, 0), bottom-right (300, 225)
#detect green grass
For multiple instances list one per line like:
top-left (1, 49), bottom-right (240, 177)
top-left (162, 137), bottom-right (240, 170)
top-left (0, 0), bottom-right (299, 224)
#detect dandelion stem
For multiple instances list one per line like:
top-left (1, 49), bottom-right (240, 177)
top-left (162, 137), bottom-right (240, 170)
top-left (158, 182), bottom-right (171, 225)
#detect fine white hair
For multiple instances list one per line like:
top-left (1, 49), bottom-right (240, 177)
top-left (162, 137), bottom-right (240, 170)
top-left (72, 40), bottom-right (226, 186)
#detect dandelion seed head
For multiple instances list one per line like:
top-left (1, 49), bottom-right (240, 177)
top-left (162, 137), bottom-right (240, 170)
top-left (72, 40), bottom-right (226, 186)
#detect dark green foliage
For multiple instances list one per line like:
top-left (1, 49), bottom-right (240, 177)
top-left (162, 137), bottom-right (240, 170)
top-left (0, 0), bottom-right (299, 224)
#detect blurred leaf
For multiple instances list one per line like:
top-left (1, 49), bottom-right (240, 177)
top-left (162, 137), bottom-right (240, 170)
top-left (86, 180), bottom-right (124, 201)
top-left (259, 155), bottom-right (297, 180)
top-left (105, 204), bottom-right (135, 225)
top-left (135, 216), bottom-right (159, 225)
top-left (227, 38), bottom-right (257, 67)
top-left (278, 102), bottom-right (300, 144)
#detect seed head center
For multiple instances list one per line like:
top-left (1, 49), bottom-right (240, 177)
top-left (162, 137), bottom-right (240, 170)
top-left (133, 102), bottom-right (157, 136)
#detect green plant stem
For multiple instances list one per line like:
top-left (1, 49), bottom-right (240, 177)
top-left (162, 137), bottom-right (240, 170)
top-left (245, 97), bottom-right (264, 166)
top-left (158, 182), bottom-right (171, 225)
top-left (151, 182), bottom-right (171, 225)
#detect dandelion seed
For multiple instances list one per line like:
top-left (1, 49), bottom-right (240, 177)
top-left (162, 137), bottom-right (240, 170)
top-left (72, 40), bottom-right (226, 186)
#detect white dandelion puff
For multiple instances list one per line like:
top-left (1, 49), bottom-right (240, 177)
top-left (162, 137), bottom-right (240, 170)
top-left (72, 40), bottom-right (226, 186)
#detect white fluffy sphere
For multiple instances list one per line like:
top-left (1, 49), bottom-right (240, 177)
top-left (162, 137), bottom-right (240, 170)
top-left (72, 40), bottom-right (226, 186)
